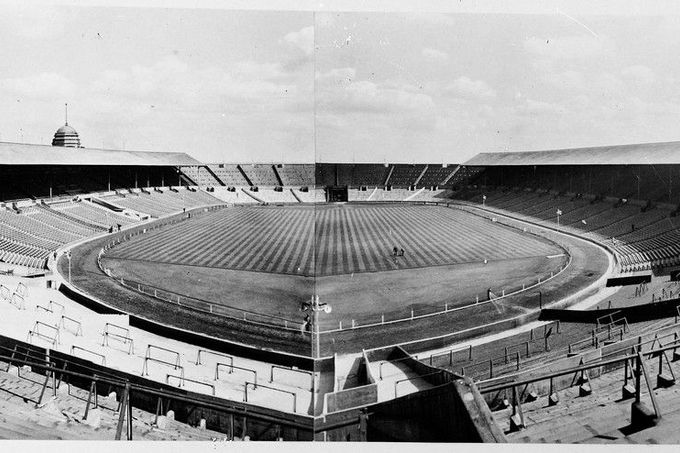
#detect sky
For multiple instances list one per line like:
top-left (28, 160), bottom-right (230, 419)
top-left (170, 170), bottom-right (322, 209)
top-left (1, 3), bottom-right (680, 163)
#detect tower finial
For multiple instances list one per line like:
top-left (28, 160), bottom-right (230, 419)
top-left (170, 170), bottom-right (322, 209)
top-left (65, 103), bottom-right (68, 126)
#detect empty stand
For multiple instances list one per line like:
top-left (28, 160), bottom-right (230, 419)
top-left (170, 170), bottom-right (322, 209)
top-left (240, 164), bottom-right (279, 186)
top-left (275, 164), bottom-right (315, 187)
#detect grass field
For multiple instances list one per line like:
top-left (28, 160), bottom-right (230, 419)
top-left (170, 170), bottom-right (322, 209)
top-left (105, 204), bottom-right (562, 277)
top-left (75, 202), bottom-right (611, 356)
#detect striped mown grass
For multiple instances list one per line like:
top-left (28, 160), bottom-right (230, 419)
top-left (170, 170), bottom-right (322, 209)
top-left (106, 204), bottom-right (562, 277)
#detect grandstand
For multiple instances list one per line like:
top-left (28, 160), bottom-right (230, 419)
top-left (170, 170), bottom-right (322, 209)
top-left (451, 143), bottom-right (680, 274)
top-left (8, 129), bottom-right (680, 443)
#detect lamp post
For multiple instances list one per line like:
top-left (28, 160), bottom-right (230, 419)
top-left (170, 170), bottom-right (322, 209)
top-left (66, 250), bottom-right (72, 283)
top-left (636, 175), bottom-right (641, 201)
top-left (306, 295), bottom-right (331, 358)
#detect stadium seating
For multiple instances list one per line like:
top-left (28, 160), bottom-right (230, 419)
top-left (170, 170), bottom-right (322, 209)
top-left (108, 188), bottom-right (222, 218)
top-left (53, 200), bottom-right (137, 227)
top-left (386, 164), bottom-right (426, 188)
top-left (179, 166), bottom-right (223, 186)
top-left (450, 181), bottom-right (680, 274)
top-left (206, 164), bottom-right (250, 186)
top-left (0, 186), bottom-right (224, 270)
top-left (351, 164), bottom-right (391, 187)
top-left (275, 164), bottom-right (315, 187)
top-left (417, 165), bottom-right (457, 188)
top-left (240, 164), bottom-right (280, 186)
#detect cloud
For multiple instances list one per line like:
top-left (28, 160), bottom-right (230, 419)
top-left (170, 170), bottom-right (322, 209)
top-left (284, 25), bottom-right (314, 56)
top-left (0, 53), bottom-right (313, 158)
top-left (316, 67), bottom-right (357, 88)
top-left (545, 70), bottom-right (585, 91)
top-left (0, 72), bottom-right (76, 100)
top-left (0, 5), bottom-right (68, 40)
top-left (445, 76), bottom-right (496, 100)
top-left (520, 99), bottom-right (564, 115)
top-left (422, 47), bottom-right (449, 62)
top-left (317, 68), bottom-right (434, 116)
top-left (86, 55), bottom-right (309, 117)
top-left (524, 35), bottom-right (611, 60)
top-left (621, 65), bottom-right (656, 85)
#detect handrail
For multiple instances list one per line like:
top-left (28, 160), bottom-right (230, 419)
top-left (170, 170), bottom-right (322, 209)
top-left (70, 345), bottom-right (106, 366)
top-left (165, 374), bottom-right (215, 396)
top-left (215, 362), bottom-right (257, 387)
top-left (479, 340), bottom-right (680, 394)
top-left (596, 310), bottom-right (622, 328)
top-left (195, 349), bottom-right (233, 367)
top-left (146, 344), bottom-right (180, 368)
top-left (244, 381), bottom-right (296, 413)
top-left (270, 365), bottom-right (314, 390)
top-left (104, 322), bottom-right (130, 337)
top-left (48, 300), bottom-right (65, 314)
top-left (101, 331), bottom-right (134, 355)
top-left (0, 352), bottom-right (312, 428)
top-left (60, 315), bottom-right (83, 336)
top-left (113, 277), bottom-right (298, 325)
top-left (142, 357), bottom-right (183, 377)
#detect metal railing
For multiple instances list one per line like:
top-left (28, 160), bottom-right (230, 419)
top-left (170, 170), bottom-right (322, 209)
top-left (215, 362), bottom-right (257, 387)
top-left (270, 365), bottom-right (314, 391)
top-left (244, 382), bottom-right (297, 414)
top-left (477, 344), bottom-right (675, 431)
top-left (0, 352), bottom-right (311, 440)
top-left (60, 315), bottom-right (83, 336)
top-left (165, 374), bottom-right (215, 396)
top-left (195, 349), bottom-right (233, 367)
top-left (319, 256), bottom-right (570, 334)
top-left (70, 345), bottom-right (106, 366)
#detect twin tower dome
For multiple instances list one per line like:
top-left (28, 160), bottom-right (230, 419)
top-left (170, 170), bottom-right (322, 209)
top-left (51, 103), bottom-right (81, 148)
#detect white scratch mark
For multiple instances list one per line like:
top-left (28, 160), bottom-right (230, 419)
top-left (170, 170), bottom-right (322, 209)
top-left (557, 8), bottom-right (599, 38)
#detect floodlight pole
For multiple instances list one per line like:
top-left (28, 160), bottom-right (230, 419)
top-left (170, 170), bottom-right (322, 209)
top-left (310, 295), bottom-right (330, 359)
top-left (314, 298), bottom-right (320, 359)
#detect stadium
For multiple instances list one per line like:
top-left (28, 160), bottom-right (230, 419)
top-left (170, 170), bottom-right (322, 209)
top-left (2, 113), bottom-right (680, 443)
top-left (3, 4), bottom-right (680, 444)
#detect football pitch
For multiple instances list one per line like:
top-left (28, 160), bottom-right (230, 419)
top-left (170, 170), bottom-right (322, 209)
top-left (105, 203), bottom-right (562, 277)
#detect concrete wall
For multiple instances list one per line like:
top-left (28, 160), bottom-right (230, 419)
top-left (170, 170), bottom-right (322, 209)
top-left (325, 384), bottom-right (379, 413)
top-left (319, 346), bottom-right (506, 442)
top-left (541, 297), bottom-right (680, 324)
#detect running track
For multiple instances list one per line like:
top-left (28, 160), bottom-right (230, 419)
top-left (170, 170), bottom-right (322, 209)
top-left (106, 204), bottom-right (561, 277)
